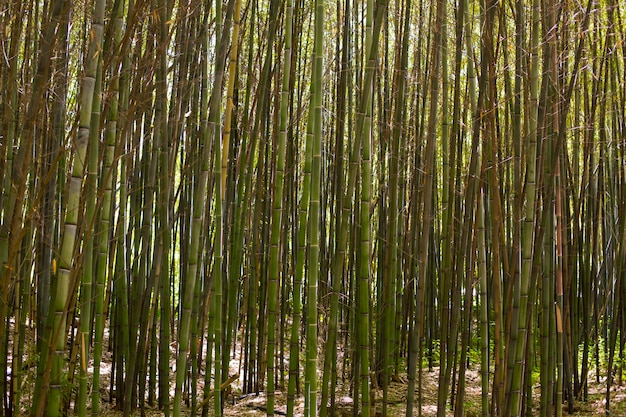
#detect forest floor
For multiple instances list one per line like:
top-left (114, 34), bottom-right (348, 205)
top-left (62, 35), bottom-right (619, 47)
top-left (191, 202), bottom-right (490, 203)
top-left (90, 365), bottom-right (626, 417)
top-left (92, 347), bottom-right (626, 417)
top-left (215, 367), bottom-right (626, 417)
top-left (12, 319), bottom-right (626, 416)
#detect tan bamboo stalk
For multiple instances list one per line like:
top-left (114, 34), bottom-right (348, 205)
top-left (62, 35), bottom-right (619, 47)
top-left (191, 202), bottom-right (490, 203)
top-left (45, 0), bottom-right (104, 414)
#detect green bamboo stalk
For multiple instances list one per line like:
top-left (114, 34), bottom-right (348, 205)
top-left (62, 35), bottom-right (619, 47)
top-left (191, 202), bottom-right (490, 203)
top-left (205, 250), bottom-right (218, 415)
top-left (91, 0), bottom-right (125, 408)
top-left (405, 30), bottom-right (431, 411)
top-left (175, 42), bottom-right (213, 417)
top-left (453, 250), bottom-right (474, 417)
top-left (287, 87), bottom-right (314, 417)
top-left (78, 50), bottom-right (102, 417)
top-left (13, 3), bottom-right (71, 415)
top-left (0, 0), bottom-right (23, 281)
top-left (125, 76), bottom-right (158, 412)
top-left (477, 191), bottom-right (489, 417)
top-left (305, 1), bottom-right (324, 415)
top-left (356, 1), bottom-right (373, 416)
top-left (136, 115), bottom-right (157, 413)
top-left (266, 0), bottom-right (293, 412)
top-left (238, 7), bottom-right (255, 389)
top-left (418, 0), bottom-right (454, 411)
top-left (241, 0), bottom-right (280, 394)
top-left (2, 0), bottom-right (61, 327)
top-left (113, 151), bottom-right (130, 413)
top-left (157, 55), bottom-right (174, 417)
top-left (604, 8), bottom-right (623, 412)
top-left (540, 30), bottom-right (556, 417)
top-left (0, 7), bottom-right (26, 384)
top-left (214, 182), bottom-right (224, 417)
top-left (10, 243), bottom-right (29, 415)
top-left (221, 0), bottom-right (244, 392)
top-left (112, 36), bottom-right (132, 409)
top-left (26, 3), bottom-right (68, 415)
top-left (555, 162), bottom-right (565, 417)
top-left (379, 2), bottom-right (410, 414)
top-left (197, 7), bottom-right (214, 414)
top-left (255, 135), bottom-right (269, 393)
top-left (319, 0), bottom-right (352, 413)
top-left (174, 0), bottom-right (234, 414)
top-left (154, 0), bottom-right (174, 413)
top-left (212, 1), bottom-right (225, 415)
top-left (507, 0), bottom-right (539, 410)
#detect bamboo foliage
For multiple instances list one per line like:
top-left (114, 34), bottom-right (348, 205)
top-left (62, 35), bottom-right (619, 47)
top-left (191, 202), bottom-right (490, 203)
top-left (1, 0), bottom-right (626, 417)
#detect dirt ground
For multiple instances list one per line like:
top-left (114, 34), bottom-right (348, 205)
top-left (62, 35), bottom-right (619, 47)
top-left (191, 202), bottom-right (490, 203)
top-left (91, 365), bottom-right (626, 417)
top-left (12, 319), bottom-right (626, 416)
top-left (215, 369), bottom-right (626, 417)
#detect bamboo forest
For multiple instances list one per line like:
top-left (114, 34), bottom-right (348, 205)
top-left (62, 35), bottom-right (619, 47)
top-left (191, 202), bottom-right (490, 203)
top-left (2, 0), bottom-right (626, 415)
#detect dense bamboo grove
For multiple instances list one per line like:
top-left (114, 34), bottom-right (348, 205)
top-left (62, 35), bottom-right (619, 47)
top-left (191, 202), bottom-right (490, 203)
top-left (1, 0), bottom-right (626, 416)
